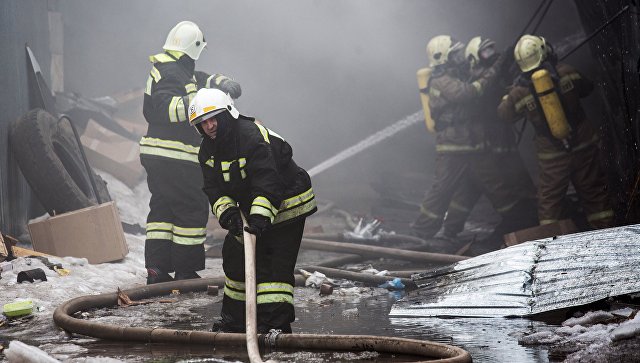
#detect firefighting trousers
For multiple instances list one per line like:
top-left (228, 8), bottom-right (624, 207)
top-left (141, 156), bottom-right (209, 273)
top-left (537, 144), bottom-right (613, 228)
top-left (412, 152), bottom-right (538, 239)
top-left (442, 178), bottom-right (482, 237)
top-left (219, 219), bottom-right (305, 334)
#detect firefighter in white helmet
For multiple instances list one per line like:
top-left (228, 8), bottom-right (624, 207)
top-left (189, 88), bottom-right (317, 333)
top-left (498, 34), bottom-right (614, 229)
top-left (140, 21), bottom-right (241, 285)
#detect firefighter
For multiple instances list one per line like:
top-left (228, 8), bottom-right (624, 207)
top-left (411, 35), bottom-right (535, 250)
top-left (189, 88), bottom-right (317, 334)
top-left (141, 21), bottom-right (241, 285)
top-left (498, 34), bottom-right (614, 229)
top-left (441, 37), bottom-right (538, 240)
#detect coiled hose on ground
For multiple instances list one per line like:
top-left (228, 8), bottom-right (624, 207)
top-left (53, 277), bottom-right (471, 363)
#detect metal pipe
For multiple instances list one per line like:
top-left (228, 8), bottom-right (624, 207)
top-left (301, 238), bottom-right (468, 264)
top-left (53, 279), bottom-right (471, 363)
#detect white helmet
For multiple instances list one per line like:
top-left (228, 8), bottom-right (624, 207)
top-left (465, 36), bottom-right (496, 68)
top-left (514, 34), bottom-right (548, 72)
top-left (163, 21), bottom-right (207, 60)
top-left (426, 35), bottom-right (465, 67)
top-left (188, 88), bottom-right (239, 133)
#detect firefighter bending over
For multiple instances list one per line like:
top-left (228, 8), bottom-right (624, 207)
top-left (189, 88), bottom-right (317, 333)
top-left (498, 35), bottom-right (613, 229)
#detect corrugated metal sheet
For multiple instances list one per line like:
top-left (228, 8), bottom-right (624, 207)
top-left (390, 224), bottom-right (640, 317)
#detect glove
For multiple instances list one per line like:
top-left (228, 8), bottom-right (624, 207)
top-left (244, 214), bottom-right (271, 237)
top-left (219, 207), bottom-right (243, 237)
top-left (219, 79), bottom-right (242, 99)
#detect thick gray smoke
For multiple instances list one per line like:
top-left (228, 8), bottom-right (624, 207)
top-left (59, 0), bottom-right (588, 208)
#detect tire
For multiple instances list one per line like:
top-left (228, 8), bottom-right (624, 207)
top-left (10, 108), bottom-right (112, 215)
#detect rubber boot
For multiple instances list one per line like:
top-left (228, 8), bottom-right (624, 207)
top-left (174, 271), bottom-right (201, 281)
top-left (146, 267), bottom-right (173, 285)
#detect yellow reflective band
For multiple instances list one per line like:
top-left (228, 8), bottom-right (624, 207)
top-left (429, 88), bottom-right (441, 98)
top-left (257, 282), bottom-right (294, 294)
top-left (203, 106), bottom-right (217, 114)
top-left (146, 222), bottom-right (173, 232)
top-left (537, 135), bottom-right (599, 160)
top-left (539, 219), bottom-right (559, 225)
top-left (238, 158), bottom-right (246, 168)
top-left (280, 188), bottom-right (314, 210)
top-left (515, 94), bottom-right (535, 113)
top-left (140, 137), bottom-right (200, 154)
top-left (256, 294), bottom-right (293, 305)
top-left (206, 158), bottom-right (215, 168)
top-left (213, 196), bottom-right (236, 218)
top-left (221, 161), bottom-right (232, 171)
top-left (420, 205), bottom-right (441, 219)
top-left (172, 235), bottom-right (205, 245)
top-left (252, 196), bottom-right (278, 216)
top-left (205, 75), bottom-right (215, 88)
top-left (145, 76), bottom-right (153, 96)
top-left (214, 75), bottom-right (229, 86)
top-left (587, 209), bottom-right (614, 222)
top-left (173, 225), bottom-right (207, 237)
top-left (436, 144), bottom-right (483, 153)
top-left (274, 198), bottom-right (317, 224)
top-left (223, 172), bottom-right (230, 182)
top-left (224, 286), bottom-right (246, 301)
top-left (150, 66), bottom-right (161, 82)
top-left (471, 81), bottom-right (483, 95)
top-left (255, 124), bottom-right (270, 143)
top-left (266, 128), bottom-right (284, 141)
top-left (225, 276), bottom-right (246, 290)
top-left (449, 201), bottom-right (471, 213)
top-left (140, 145), bottom-right (199, 163)
top-left (176, 97), bottom-right (187, 122)
top-left (185, 83), bottom-right (197, 94)
top-left (496, 200), bottom-right (518, 213)
top-left (146, 231), bottom-right (173, 240)
top-left (169, 96), bottom-right (180, 123)
top-left (240, 170), bottom-right (247, 179)
top-left (148, 53), bottom-right (176, 64)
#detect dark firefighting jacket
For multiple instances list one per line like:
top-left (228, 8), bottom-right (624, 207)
top-left (497, 62), bottom-right (598, 160)
top-left (199, 116), bottom-right (317, 227)
top-left (428, 63), bottom-right (499, 153)
top-left (141, 52), bottom-right (200, 164)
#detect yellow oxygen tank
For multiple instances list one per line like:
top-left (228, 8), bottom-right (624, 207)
top-left (417, 67), bottom-right (435, 133)
top-left (531, 69), bottom-right (571, 140)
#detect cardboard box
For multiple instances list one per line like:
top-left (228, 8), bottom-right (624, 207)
top-left (81, 119), bottom-right (145, 187)
top-left (28, 201), bottom-right (129, 264)
top-left (503, 219), bottom-right (578, 247)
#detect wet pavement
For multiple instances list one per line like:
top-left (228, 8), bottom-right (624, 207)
top-left (2, 286), bottom-right (557, 362)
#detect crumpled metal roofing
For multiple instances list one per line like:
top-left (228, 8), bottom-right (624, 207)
top-left (390, 224), bottom-right (640, 317)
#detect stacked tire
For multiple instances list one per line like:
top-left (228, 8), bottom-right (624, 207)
top-left (10, 108), bottom-right (111, 215)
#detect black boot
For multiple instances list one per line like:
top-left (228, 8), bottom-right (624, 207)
top-left (174, 271), bottom-right (201, 280)
top-left (146, 267), bottom-right (173, 285)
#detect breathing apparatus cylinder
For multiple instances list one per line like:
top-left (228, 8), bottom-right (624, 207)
top-left (417, 67), bottom-right (435, 133)
top-left (531, 69), bottom-right (571, 140)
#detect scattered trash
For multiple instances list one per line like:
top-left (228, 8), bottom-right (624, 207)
top-left (562, 311), bottom-right (616, 327)
top-left (207, 285), bottom-right (219, 296)
top-left (611, 307), bottom-right (635, 318)
top-left (344, 218), bottom-right (382, 241)
top-left (320, 283), bottom-right (334, 296)
top-left (17, 268), bottom-right (48, 283)
top-left (171, 289), bottom-right (180, 295)
top-left (0, 261), bottom-right (12, 273)
top-left (378, 278), bottom-right (405, 291)
top-left (116, 288), bottom-right (175, 307)
top-left (300, 269), bottom-right (332, 288)
top-left (4, 340), bottom-right (61, 363)
top-left (3, 300), bottom-right (34, 318)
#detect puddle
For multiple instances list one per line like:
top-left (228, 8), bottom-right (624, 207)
top-left (2, 287), bottom-right (557, 362)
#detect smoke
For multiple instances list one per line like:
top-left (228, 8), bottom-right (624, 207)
top-left (59, 0), bottom-right (586, 209)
